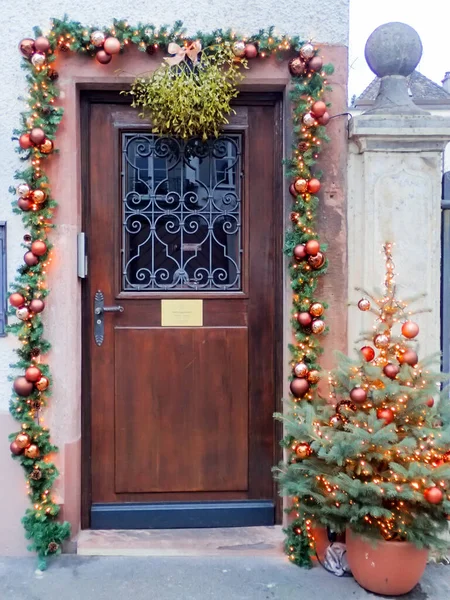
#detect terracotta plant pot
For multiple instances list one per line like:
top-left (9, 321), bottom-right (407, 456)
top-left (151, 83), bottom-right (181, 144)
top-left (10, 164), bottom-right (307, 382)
top-left (346, 528), bottom-right (428, 596)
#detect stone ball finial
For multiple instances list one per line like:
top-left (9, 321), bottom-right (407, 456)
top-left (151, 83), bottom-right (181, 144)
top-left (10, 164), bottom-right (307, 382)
top-left (365, 22), bottom-right (423, 78)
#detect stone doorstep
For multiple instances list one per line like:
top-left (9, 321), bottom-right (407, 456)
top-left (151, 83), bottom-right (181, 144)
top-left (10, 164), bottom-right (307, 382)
top-left (76, 526), bottom-right (284, 557)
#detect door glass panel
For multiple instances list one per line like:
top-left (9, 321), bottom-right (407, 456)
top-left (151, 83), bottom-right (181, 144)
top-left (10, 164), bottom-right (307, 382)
top-left (122, 133), bottom-right (243, 291)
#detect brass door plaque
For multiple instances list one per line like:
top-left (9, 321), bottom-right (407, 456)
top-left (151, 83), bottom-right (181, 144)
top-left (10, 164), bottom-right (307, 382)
top-left (161, 299), bottom-right (203, 327)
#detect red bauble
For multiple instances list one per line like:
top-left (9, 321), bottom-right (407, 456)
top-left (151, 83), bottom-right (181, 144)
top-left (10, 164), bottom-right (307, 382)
top-left (308, 56), bottom-right (323, 72)
top-left (426, 397), bottom-right (435, 408)
top-left (290, 377), bottom-right (310, 398)
top-left (29, 127), bottom-right (46, 145)
top-left (34, 36), bottom-right (51, 53)
top-left (401, 321), bottom-right (419, 339)
top-left (377, 407), bottom-right (394, 424)
top-left (307, 178), bottom-right (321, 194)
top-left (305, 240), bottom-right (320, 256)
top-left (317, 112), bottom-right (330, 126)
top-left (10, 441), bottom-right (23, 456)
top-left (383, 363), bottom-right (399, 380)
top-left (18, 197), bottom-right (32, 211)
top-left (311, 101), bottom-right (327, 117)
top-left (350, 387), bottom-right (367, 403)
top-left (297, 312), bottom-right (313, 327)
top-left (25, 366), bottom-right (42, 383)
top-left (244, 43), bottom-right (258, 59)
top-left (96, 50), bottom-right (112, 65)
top-left (361, 346), bottom-right (375, 362)
top-left (103, 37), bottom-right (121, 55)
top-left (24, 251), bottom-right (39, 266)
top-left (424, 486), bottom-right (443, 504)
top-left (293, 244), bottom-right (307, 260)
top-left (19, 133), bottom-right (32, 149)
top-left (398, 349), bottom-right (418, 367)
top-left (13, 376), bottom-right (34, 397)
top-left (29, 298), bottom-right (45, 313)
top-left (31, 240), bottom-right (47, 256)
top-left (308, 252), bottom-right (325, 269)
top-left (9, 293), bottom-right (25, 308)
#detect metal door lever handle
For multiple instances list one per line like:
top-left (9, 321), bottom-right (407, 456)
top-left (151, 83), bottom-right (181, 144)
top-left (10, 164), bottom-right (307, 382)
top-left (94, 290), bottom-right (124, 346)
top-left (95, 305), bottom-right (124, 315)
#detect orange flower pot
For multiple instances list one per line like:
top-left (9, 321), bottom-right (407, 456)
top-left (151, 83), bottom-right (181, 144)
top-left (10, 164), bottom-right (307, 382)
top-left (346, 528), bottom-right (428, 596)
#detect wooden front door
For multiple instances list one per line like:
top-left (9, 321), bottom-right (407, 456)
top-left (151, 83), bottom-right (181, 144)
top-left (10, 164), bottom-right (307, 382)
top-left (82, 92), bottom-right (282, 529)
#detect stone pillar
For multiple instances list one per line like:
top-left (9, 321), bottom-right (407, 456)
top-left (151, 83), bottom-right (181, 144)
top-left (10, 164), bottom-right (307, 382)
top-left (348, 23), bottom-right (450, 360)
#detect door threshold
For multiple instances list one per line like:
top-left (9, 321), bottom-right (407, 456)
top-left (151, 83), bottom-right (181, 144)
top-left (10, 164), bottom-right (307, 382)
top-left (77, 526), bottom-right (284, 557)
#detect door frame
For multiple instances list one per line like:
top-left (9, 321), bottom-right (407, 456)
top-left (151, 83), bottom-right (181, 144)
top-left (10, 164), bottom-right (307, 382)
top-left (80, 89), bottom-right (284, 529)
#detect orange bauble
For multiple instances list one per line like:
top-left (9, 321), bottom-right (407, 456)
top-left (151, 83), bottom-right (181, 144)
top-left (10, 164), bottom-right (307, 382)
top-left (401, 321), bottom-right (419, 339)
top-left (311, 101), bottom-right (327, 117)
top-left (310, 302), bottom-right (324, 317)
top-left (31, 190), bottom-right (46, 204)
top-left (307, 370), bottom-right (320, 384)
top-left (377, 407), bottom-right (394, 424)
top-left (294, 442), bottom-right (312, 459)
top-left (361, 346), bottom-right (375, 362)
top-left (424, 486), bottom-right (443, 504)
top-left (15, 432), bottom-right (31, 449)
top-left (25, 366), bottom-right (42, 383)
top-left (426, 397), bottom-right (435, 408)
top-left (31, 240), bottom-right (47, 256)
top-left (305, 240), bottom-right (320, 256)
top-left (294, 178), bottom-right (308, 194)
top-left (307, 178), bottom-right (321, 194)
top-left (9, 293), bottom-right (25, 308)
top-left (35, 376), bottom-right (49, 392)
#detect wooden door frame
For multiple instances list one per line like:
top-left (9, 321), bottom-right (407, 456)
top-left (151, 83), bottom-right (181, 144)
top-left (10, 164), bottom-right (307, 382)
top-left (80, 89), bottom-right (284, 529)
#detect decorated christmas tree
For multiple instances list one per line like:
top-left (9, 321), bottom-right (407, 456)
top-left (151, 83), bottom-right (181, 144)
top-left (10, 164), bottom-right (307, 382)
top-left (275, 243), bottom-right (450, 566)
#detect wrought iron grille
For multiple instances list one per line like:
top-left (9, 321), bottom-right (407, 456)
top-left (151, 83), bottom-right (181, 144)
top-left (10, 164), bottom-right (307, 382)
top-left (121, 133), bottom-right (243, 291)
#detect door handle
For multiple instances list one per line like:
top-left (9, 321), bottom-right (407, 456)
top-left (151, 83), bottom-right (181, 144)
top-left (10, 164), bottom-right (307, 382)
top-left (94, 290), bottom-right (124, 346)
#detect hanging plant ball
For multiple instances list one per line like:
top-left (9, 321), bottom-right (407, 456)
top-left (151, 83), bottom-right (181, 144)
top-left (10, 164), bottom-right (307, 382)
top-left (307, 178), bottom-right (321, 194)
top-left (19, 133), bottom-right (32, 149)
top-left (300, 43), bottom-right (315, 60)
top-left (307, 370), bottom-right (320, 384)
top-left (31, 240), bottom-right (47, 256)
top-left (383, 363), bottom-right (399, 379)
top-left (18, 197), bottom-right (32, 211)
top-left (29, 298), bottom-right (45, 313)
top-left (311, 319), bottom-right (325, 334)
top-left (29, 127), bottom-right (46, 145)
top-left (318, 112), bottom-right (330, 126)
top-left (377, 407), bottom-right (394, 424)
top-left (303, 112), bottom-right (316, 127)
top-left (311, 101), bottom-right (327, 117)
top-left (426, 397), bottom-right (435, 408)
top-left (25, 366), bottom-right (42, 383)
top-left (9, 293), bottom-right (25, 308)
top-left (398, 349), bottom-right (418, 367)
top-left (424, 486), bottom-right (443, 504)
top-left (374, 333), bottom-right (390, 349)
top-left (290, 377), bottom-right (310, 398)
top-left (103, 37), bottom-right (121, 55)
top-left (294, 362), bottom-right (309, 378)
top-left (288, 57), bottom-right (305, 77)
top-left (310, 302), bottom-right (324, 317)
top-left (34, 36), bottom-right (50, 53)
top-left (13, 376), bottom-right (34, 397)
top-left (293, 244), bottom-right (307, 261)
top-left (308, 252), bottom-right (325, 270)
top-left (232, 41), bottom-right (246, 57)
top-left (10, 440), bottom-right (23, 455)
top-left (297, 312), bottom-right (313, 327)
top-left (19, 38), bottom-right (36, 58)
top-left (305, 240), bottom-right (320, 255)
top-left (36, 376), bottom-right (50, 392)
top-left (308, 56), bottom-right (323, 72)
top-left (361, 346), bottom-right (375, 362)
top-left (24, 444), bottom-right (40, 459)
top-left (31, 190), bottom-right (46, 204)
top-left (15, 432), bottom-right (31, 449)
top-left (17, 183), bottom-right (30, 197)
top-left (24, 251), bottom-right (39, 266)
top-left (39, 138), bottom-right (54, 154)
top-left (96, 50), bottom-right (112, 65)
top-left (91, 30), bottom-right (106, 47)
top-left (294, 441), bottom-right (312, 459)
top-left (357, 298), bottom-right (370, 311)
top-left (401, 321), bottom-right (419, 339)
top-left (294, 178), bottom-right (308, 194)
top-left (16, 306), bottom-right (30, 321)
top-left (244, 43), bottom-right (258, 59)
top-left (350, 387), bottom-right (367, 403)
top-left (31, 53), bottom-right (46, 68)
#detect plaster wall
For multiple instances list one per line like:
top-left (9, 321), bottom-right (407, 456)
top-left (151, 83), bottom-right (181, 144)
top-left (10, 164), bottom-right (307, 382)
top-left (0, 3), bottom-right (349, 554)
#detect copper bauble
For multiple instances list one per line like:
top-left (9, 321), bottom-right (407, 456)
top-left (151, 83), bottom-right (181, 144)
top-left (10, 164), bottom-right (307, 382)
top-left (293, 244), bottom-right (307, 261)
top-left (19, 133), bottom-right (32, 149)
top-left (13, 376), bottom-right (34, 397)
top-left (18, 197), bottom-right (32, 211)
top-left (17, 183), bottom-right (31, 197)
top-left (401, 321), bottom-right (419, 339)
top-left (377, 407), bottom-right (394, 424)
top-left (16, 306), bottom-right (30, 321)
top-left (104, 37), bottom-right (121, 55)
top-left (300, 43), bottom-right (315, 60)
top-left (10, 440), bottom-right (23, 455)
top-left (295, 442), bottom-right (312, 459)
top-left (9, 293), bottom-right (25, 307)
top-left (289, 183), bottom-right (298, 197)
top-left (424, 486), bottom-right (443, 504)
top-left (383, 363), bottom-right (399, 380)
top-left (39, 138), bottom-right (54, 154)
top-left (24, 444), bottom-right (40, 459)
top-left (311, 319), bottom-right (325, 335)
top-left (25, 366), bottom-right (42, 383)
top-left (96, 50), bottom-right (112, 64)
top-left (288, 57), bottom-right (305, 77)
top-left (232, 41), bottom-right (246, 57)
top-left (303, 112), bottom-right (316, 127)
top-left (294, 362), bottom-right (309, 378)
top-left (308, 56), bottom-right (323, 72)
top-left (29, 298), bottom-right (45, 313)
top-left (307, 178), bottom-right (321, 194)
top-left (91, 30), bottom-right (106, 47)
top-left (361, 346), bottom-right (375, 362)
top-left (357, 298), bottom-right (370, 311)
top-left (318, 112), bottom-right (330, 126)
top-left (307, 370), bottom-right (320, 384)
top-left (294, 178), bottom-right (308, 194)
top-left (31, 240), bottom-right (47, 256)
top-left (311, 101), bottom-right (327, 117)
top-left (31, 190), bottom-right (46, 204)
top-left (36, 376), bottom-right (49, 392)
top-left (24, 251), bottom-right (39, 266)
top-left (15, 432), bottom-right (31, 449)
top-left (374, 333), bottom-right (390, 349)
top-left (31, 53), bottom-right (46, 67)
top-left (29, 127), bottom-right (45, 145)
top-left (290, 377), bottom-right (309, 398)
top-left (244, 43), bottom-right (258, 59)
top-left (297, 312), bottom-right (313, 327)
top-left (19, 38), bottom-right (36, 58)
top-left (310, 302), bottom-right (324, 317)
top-left (350, 387), bottom-right (367, 403)
top-left (398, 349), bottom-right (418, 367)
top-left (305, 240), bottom-right (320, 255)
top-left (330, 413), bottom-right (344, 427)
top-left (48, 69), bottom-right (58, 81)
top-left (34, 36), bottom-right (50, 53)
top-left (308, 252), bottom-right (325, 269)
